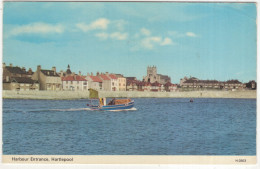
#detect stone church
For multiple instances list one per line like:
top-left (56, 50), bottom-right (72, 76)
top-left (143, 66), bottom-right (171, 84)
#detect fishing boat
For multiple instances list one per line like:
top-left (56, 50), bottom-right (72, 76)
top-left (87, 89), bottom-right (135, 111)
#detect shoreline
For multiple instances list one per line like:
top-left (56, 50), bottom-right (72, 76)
top-left (2, 90), bottom-right (257, 100)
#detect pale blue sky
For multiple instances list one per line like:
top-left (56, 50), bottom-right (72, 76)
top-left (3, 2), bottom-right (256, 83)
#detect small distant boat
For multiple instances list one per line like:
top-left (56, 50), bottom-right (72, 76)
top-left (87, 89), bottom-right (135, 111)
top-left (190, 98), bottom-right (194, 102)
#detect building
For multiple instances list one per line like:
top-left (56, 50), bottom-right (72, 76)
top-left (98, 73), bottom-right (111, 91)
top-left (115, 74), bottom-right (126, 91)
top-left (59, 64), bottom-right (73, 77)
top-left (32, 65), bottom-right (62, 90)
top-left (151, 81), bottom-right (164, 92)
top-left (224, 80), bottom-right (244, 90)
top-left (108, 74), bottom-right (118, 91)
top-left (137, 81), bottom-right (151, 91)
top-left (3, 77), bottom-right (39, 91)
top-left (62, 74), bottom-right (88, 91)
top-left (180, 76), bottom-right (245, 90)
top-left (143, 66), bottom-right (171, 84)
top-left (164, 82), bottom-right (177, 92)
top-left (126, 79), bottom-right (139, 91)
top-left (86, 73), bottom-right (102, 90)
top-left (3, 63), bottom-right (33, 80)
top-left (245, 80), bottom-right (257, 90)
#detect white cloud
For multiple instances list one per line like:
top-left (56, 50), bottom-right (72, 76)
top-left (141, 36), bottom-right (173, 49)
top-left (140, 28), bottom-right (151, 36)
top-left (161, 37), bottom-right (173, 46)
top-left (186, 32), bottom-right (197, 37)
top-left (95, 32), bottom-right (128, 41)
top-left (168, 31), bottom-right (198, 38)
top-left (76, 18), bottom-right (110, 32)
top-left (8, 22), bottom-right (64, 36)
top-left (110, 32), bottom-right (128, 40)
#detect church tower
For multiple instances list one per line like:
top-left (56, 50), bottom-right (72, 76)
top-left (147, 65), bottom-right (157, 76)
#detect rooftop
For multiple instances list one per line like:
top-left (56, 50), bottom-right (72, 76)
top-left (5, 66), bottom-right (27, 74)
top-left (89, 76), bottom-right (102, 83)
top-left (62, 75), bottom-right (87, 81)
top-left (41, 70), bottom-right (60, 77)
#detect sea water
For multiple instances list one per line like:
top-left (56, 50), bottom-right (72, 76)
top-left (2, 98), bottom-right (256, 155)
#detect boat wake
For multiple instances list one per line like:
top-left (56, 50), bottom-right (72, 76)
top-left (107, 107), bottom-right (137, 112)
top-left (28, 107), bottom-right (137, 113)
top-left (49, 108), bottom-right (92, 111)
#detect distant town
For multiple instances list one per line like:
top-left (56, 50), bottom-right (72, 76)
top-left (2, 63), bottom-right (257, 92)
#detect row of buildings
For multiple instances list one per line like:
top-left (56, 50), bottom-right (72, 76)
top-left (180, 76), bottom-right (256, 90)
top-left (2, 63), bottom-right (256, 92)
top-left (2, 64), bottom-right (177, 92)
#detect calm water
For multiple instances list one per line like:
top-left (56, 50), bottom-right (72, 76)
top-left (3, 98), bottom-right (256, 155)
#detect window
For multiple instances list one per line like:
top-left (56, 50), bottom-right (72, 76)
top-left (77, 81), bottom-right (79, 84)
top-left (83, 82), bottom-right (87, 85)
top-left (77, 86), bottom-right (79, 90)
top-left (84, 86), bottom-right (87, 90)
top-left (66, 81), bottom-right (68, 84)
top-left (112, 82), bottom-right (114, 86)
top-left (71, 81), bottom-right (73, 84)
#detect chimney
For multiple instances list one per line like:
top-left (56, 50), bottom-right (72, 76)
top-left (10, 63), bottom-right (12, 67)
top-left (79, 71), bottom-right (81, 76)
top-left (52, 66), bottom-right (56, 72)
top-left (22, 67), bottom-right (26, 71)
top-left (106, 72), bottom-right (109, 75)
top-left (37, 65), bottom-right (41, 71)
top-left (91, 72), bottom-right (93, 76)
top-left (96, 72), bottom-right (100, 76)
top-left (28, 68), bottom-right (32, 74)
top-left (60, 70), bottom-right (64, 77)
top-left (87, 73), bottom-right (90, 76)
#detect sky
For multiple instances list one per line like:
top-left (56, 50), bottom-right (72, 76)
top-left (3, 2), bottom-right (257, 83)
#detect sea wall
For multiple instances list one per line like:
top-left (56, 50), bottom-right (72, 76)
top-left (2, 90), bottom-right (256, 100)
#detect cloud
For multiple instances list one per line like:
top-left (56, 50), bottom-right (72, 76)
top-left (161, 37), bottom-right (173, 46)
top-left (110, 32), bottom-right (128, 40)
top-left (140, 28), bottom-right (151, 36)
top-left (168, 31), bottom-right (198, 38)
top-left (95, 32), bottom-right (128, 41)
top-left (76, 18), bottom-right (110, 32)
top-left (141, 36), bottom-right (173, 49)
top-left (186, 32), bottom-right (197, 37)
top-left (7, 22), bottom-right (64, 36)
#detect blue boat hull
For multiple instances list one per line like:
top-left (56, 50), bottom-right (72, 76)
top-left (89, 101), bottom-right (135, 111)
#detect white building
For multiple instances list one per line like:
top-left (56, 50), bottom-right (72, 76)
top-left (62, 75), bottom-right (88, 91)
top-left (108, 74), bottom-right (118, 91)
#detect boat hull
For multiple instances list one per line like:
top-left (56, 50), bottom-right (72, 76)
top-left (89, 101), bottom-right (135, 111)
